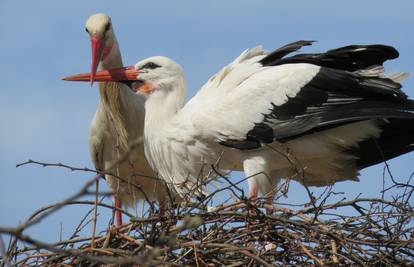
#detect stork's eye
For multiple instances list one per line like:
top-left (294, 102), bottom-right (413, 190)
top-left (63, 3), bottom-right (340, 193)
top-left (85, 27), bottom-right (89, 34)
top-left (104, 22), bottom-right (111, 32)
top-left (141, 62), bottom-right (161, 70)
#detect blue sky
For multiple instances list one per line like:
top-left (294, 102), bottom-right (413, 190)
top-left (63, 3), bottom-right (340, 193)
top-left (1, 1), bottom-right (413, 242)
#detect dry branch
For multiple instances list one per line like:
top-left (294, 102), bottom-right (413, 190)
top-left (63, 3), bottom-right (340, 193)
top-left (1, 160), bottom-right (413, 266)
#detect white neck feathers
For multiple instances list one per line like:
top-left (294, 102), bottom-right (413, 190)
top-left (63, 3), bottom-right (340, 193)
top-left (144, 76), bottom-right (187, 133)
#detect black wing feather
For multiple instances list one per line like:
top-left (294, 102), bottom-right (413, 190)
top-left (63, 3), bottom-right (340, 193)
top-left (351, 118), bottom-right (414, 169)
top-left (260, 43), bottom-right (399, 71)
top-left (259, 67), bottom-right (408, 142)
top-left (259, 40), bottom-right (315, 66)
top-left (221, 41), bottom-right (414, 155)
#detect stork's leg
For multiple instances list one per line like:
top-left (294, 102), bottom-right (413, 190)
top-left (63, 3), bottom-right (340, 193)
top-left (159, 197), bottom-right (165, 217)
top-left (249, 183), bottom-right (258, 200)
top-left (115, 198), bottom-right (123, 225)
top-left (243, 156), bottom-right (279, 209)
top-left (264, 192), bottom-right (276, 215)
top-left (243, 156), bottom-right (268, 202)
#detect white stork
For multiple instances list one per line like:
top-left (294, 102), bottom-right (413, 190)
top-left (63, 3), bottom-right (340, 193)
top-left (83, 14), bottom-right (170, 225)
top-left (65, 41), bottom-right (414, 204)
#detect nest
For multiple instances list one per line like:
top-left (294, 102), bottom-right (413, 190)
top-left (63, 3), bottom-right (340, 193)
top-left (1, 160), bottom-right (413, 266)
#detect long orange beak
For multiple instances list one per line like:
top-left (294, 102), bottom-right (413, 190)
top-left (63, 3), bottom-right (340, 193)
top-left (90, 36), bottom-right (104, 86)
top-left (62, 66), bottom-right (140, 82)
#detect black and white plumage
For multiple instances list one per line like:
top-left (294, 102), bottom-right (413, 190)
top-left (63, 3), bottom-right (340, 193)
top-left (65, 40), bottom-right (414, 201)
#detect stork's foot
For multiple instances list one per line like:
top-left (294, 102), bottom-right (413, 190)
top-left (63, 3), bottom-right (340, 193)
top-left (249, 187), bottom-right (276, 214)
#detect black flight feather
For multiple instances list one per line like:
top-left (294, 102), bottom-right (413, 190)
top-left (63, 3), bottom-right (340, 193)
top-left (220, 41), bottom-right (413, 152)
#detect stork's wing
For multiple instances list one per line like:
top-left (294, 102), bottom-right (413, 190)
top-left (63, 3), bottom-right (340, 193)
top-left (179, 41), bottom-right (414, 166)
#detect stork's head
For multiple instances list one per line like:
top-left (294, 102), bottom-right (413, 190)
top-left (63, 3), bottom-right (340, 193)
top-left (63, 56), bottom-right (187, 106)
top-left (130, 56), bottom-right (185, 95)
top-left (85, 13), bottom-right (116, 85)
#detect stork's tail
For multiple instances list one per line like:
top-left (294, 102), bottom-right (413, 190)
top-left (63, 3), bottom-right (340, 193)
top-left (352, 99), bottom-right (414, 169)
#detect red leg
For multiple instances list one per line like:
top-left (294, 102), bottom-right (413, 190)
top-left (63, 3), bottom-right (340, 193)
top-left (250, 186), bottom-right (258, 200)
top-left (159, 199), bottom-right (165, 217)
top-left (115, 198), bottom-right (123, 226)
top-left (265, 194), bottom-right (275, 215)
top-left (247, 186), bottom-right (259, 226)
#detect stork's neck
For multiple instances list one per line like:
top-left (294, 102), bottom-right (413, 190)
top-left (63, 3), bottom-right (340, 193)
top-left (97, 37), bottom-right (134, 151)
top-left (98, 37), bottom-right (123, 98)
top-left (144, 78), bottom-right (187, 134)
top-left (101, 39), bottom-right (123, 69)
top-left (143, 78), bottom-right (189, 188)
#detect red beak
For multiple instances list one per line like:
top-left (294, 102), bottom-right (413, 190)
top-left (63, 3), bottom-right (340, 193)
top-left (62, 65), bottom-right (140, 82)
top-left (90, 36), bottom-right (104, 86)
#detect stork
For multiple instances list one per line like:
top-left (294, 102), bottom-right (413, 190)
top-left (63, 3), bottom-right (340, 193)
top-left (65, 40), bottom-right (414, 205)
top-left (83, 13), bottom-right (170, 225)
